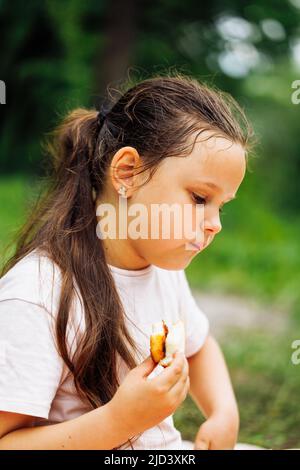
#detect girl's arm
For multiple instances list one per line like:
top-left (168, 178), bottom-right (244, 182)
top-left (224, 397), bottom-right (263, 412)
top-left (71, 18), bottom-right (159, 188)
top-left (187, 334), bottom-right (239, 449)
top-left (0, 402), bottom-right (130, 450)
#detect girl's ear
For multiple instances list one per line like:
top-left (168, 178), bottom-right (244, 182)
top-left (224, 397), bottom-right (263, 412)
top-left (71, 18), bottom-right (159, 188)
top-left (109, 146), bottom-right (142, 198)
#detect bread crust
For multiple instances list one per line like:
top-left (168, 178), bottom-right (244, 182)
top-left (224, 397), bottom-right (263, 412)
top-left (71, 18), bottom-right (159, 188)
top-left (150, 320), bottom-right (168, 364)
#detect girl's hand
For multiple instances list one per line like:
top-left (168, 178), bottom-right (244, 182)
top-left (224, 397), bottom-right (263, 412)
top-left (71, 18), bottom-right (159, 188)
top-left (194, 411), bottom-right (239, 450)
top-left (108, 351), bottom-right (190, 439)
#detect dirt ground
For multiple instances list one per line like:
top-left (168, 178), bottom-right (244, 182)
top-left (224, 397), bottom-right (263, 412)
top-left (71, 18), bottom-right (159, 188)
top-left (192, 290), bottom-right (288, 339)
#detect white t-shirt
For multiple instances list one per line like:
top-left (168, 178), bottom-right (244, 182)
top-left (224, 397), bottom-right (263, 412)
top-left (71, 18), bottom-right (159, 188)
top-left (0, 248), bottom-right (209, 450)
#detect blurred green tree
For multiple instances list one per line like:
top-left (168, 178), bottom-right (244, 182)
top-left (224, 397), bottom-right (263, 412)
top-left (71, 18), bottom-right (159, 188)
top-left (0, 0), bottom-right (299, 214)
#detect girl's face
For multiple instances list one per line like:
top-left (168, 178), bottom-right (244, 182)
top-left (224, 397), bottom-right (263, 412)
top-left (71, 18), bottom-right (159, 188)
top-left (98, 129), bottom-right (246, 271)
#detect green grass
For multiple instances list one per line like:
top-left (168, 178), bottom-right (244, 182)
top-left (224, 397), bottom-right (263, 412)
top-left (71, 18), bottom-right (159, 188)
top-left (0, 175), bottom-right (27, 261)
top-left (175, 328), bottom-right (300, 449)
top-left (0, 174), bottom-right (42, 263)
top-left (1, 175), bottom-right (300, 449)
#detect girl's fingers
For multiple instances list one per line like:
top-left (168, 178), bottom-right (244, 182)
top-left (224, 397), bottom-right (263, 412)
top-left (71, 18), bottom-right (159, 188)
top-left (152, 352), bottom-right (186, 390)
top-left (168, 358), bottom-right (189, 392)
top-left (168, 370), bottom-right (190, 401)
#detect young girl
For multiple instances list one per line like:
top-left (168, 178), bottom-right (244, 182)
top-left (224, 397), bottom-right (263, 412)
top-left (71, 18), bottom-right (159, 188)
top-left (0, 74), bottom-right (252, 450)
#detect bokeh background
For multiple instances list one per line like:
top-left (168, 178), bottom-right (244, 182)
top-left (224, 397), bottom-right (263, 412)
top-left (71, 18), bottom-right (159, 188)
top-left (1, 0), bottom-right (300, 449)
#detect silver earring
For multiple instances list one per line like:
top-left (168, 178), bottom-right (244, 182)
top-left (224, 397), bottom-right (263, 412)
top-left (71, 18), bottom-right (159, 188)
top-left (118, 185), bottom-right (127, 198)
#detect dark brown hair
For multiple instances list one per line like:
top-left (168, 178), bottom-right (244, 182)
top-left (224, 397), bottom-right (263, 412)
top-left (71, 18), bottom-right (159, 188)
top-left (1, 72), bottom-right (253, 449)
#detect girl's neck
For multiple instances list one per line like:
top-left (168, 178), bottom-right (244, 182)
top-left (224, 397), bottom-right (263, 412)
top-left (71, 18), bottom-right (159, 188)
top-left (102, 237), bottom-right (150, 271)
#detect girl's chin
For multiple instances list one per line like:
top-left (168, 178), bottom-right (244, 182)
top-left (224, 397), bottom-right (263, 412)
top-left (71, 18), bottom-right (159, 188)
top-left (165, 250), bottom-right (201, 270)
top-left (150, 243), bottom-right (205, 270)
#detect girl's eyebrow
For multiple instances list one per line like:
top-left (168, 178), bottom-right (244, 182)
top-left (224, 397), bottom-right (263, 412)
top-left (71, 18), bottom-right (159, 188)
top-left (196, 181), bottom-right (236, 201)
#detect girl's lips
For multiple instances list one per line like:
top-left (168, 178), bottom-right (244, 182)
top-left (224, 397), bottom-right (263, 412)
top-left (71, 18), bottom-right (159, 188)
top-left (185, 241), bottom-right (204, 252)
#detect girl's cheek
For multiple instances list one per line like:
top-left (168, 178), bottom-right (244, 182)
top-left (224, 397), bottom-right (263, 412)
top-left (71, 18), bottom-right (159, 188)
top-left (182, 205), bottom-right (205, 243)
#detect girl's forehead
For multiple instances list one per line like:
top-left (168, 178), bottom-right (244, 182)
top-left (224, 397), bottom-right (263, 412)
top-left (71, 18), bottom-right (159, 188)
top-left (156, 133), bottom-right (246, 196)
top-left (190, 134), bottom-right (245, 166)
top-left (146, 131), bottom-right (246, 195)
top-left (167, 134), bottom-right (246, 177)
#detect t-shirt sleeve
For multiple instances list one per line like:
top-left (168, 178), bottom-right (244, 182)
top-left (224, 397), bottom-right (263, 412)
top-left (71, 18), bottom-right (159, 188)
top-left (0, 299), bottom-right (64, 419)
top-left (177, 270), bottom-right (210, 358)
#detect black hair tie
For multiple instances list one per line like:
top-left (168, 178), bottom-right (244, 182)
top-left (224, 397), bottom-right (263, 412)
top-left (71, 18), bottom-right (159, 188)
top-left (97, 103), bottom-right (110, 129)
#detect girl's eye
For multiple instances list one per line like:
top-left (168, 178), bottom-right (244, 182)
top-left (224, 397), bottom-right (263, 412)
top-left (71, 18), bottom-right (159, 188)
top-left (191, 192), bottom-right (226, 215)
top-left (191, 192), bottom-right (206, 205)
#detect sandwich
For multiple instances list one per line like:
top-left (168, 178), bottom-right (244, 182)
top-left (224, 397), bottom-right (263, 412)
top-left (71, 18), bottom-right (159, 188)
top-left (150, 319), bottom-right (185, 367)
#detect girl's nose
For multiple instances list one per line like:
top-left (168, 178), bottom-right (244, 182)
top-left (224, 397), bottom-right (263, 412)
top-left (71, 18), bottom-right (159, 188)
top-left (203, 215), bottom-right (222, 235)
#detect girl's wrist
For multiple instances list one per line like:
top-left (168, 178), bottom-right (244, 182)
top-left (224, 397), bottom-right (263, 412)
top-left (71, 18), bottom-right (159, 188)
top-left (210, 405), bottom-right (240, 430)
top-left (105, 398), bottom-right (138, 444)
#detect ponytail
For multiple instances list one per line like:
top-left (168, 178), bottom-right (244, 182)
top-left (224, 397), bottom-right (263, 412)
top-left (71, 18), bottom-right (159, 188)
top-left (1, 107), bottom-right (144, 450)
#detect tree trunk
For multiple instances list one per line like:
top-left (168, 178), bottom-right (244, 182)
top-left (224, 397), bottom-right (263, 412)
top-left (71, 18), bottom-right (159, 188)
top-left (94, 0), bottom-right (138, 97)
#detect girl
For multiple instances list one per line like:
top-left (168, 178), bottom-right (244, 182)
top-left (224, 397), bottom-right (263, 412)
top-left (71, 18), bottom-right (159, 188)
top-left (0, 73), bottom-right (252, 450)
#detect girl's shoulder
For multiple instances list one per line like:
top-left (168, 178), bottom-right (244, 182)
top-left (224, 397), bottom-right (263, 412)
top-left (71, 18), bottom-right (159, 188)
top-left (0, 248), bottom-right (63, 315)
